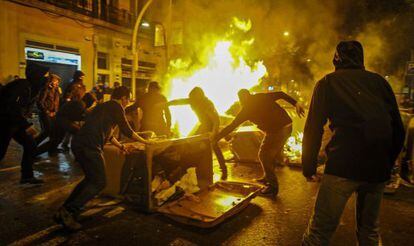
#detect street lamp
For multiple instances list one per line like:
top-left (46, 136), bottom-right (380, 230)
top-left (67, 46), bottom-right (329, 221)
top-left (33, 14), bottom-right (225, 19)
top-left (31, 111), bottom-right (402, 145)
top-left (131, 0), bottom-right (155, 99)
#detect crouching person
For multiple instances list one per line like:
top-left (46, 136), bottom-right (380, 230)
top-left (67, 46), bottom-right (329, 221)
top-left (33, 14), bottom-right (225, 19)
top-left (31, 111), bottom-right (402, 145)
top-left (54, 86), bottom-right (154, 231)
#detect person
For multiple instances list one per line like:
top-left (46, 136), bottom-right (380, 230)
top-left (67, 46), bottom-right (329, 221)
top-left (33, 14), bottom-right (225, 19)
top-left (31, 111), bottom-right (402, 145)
top-left (36, 84), bottom-right (87, 156)
top-left (168, 87), bottom-right (228, 179)
top-left (301, 41), bottom-right (405, 245)
top-left (35, 74), bottom-right (61, 145)
top-left (54, 86), bottom-right (154, 231)
top-left (63, 70), bottom-right (85, 102)
top-left (0, 63), bottom-right (49, 184)
top-left (215, 89), bottom-right (305, 195)
top-left (131, 81), bottom-right (172, 136)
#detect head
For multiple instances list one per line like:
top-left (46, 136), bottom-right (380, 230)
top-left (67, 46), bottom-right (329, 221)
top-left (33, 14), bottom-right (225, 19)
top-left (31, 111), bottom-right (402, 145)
top-left (333, 41), bottom-right (365, 70)
top-left (73, 70), bottom-right (85, 82)
top-left (71, 84), bottom-right (86, 101)
top-left (237, 89), bottom-right (251, 106)
top-left (111, 86), bottom-right (131, 108)
top-left (147, 81), bottom-right (161, 93)
top-left (49, 74), bottom-right (61, 88)
top-left (189, 87), bottom-right (205, 102)
top-left (14, 75), bottom-right (20, 80)
top-left (114, 82), bottom-right (120, 88)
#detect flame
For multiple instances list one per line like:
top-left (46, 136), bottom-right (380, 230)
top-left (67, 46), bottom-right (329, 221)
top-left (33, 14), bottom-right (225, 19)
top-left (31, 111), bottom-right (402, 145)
top-left (284, 131), bottom-right (303, 162)
top-left (167, 18), bottom-right (267, 136)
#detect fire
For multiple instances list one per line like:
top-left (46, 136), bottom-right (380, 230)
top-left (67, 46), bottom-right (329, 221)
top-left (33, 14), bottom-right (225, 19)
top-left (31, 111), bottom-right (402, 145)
top-left (167, 18), bottom-right (267, 136)
top-left (284, 131), bottom-right (303, 163)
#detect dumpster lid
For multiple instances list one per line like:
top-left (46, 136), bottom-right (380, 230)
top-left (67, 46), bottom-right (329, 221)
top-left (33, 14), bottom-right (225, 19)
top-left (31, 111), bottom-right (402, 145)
top-left (157, 181), bottom-right (262, 228)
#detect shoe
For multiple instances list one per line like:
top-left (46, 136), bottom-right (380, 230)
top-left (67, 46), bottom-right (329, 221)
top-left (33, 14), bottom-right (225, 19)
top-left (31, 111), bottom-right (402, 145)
top-left (54, 207), bottom-right (82, 231)
top-left (220, 169), bottom-right (228, 180)
top-left (20, 177), bottom-right (44, 185)
top-left (260, 184), bottom-right (279, 196)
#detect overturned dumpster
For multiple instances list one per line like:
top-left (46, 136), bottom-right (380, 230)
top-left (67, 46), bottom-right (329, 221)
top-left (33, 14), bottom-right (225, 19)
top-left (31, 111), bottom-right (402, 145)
top-left (102, 134), bottom-right (261, 228)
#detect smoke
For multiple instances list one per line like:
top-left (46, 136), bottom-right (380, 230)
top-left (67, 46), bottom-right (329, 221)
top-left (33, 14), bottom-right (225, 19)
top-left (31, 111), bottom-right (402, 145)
top-left (153, 0), bottom-right (414, 95)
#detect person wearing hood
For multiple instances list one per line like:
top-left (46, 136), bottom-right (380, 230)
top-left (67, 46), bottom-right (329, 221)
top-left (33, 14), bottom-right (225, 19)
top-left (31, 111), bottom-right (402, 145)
top-left (167, 87), bottom-right (228, 180)
top-left (0, 63), bottom-right (50, 185)
top-left (302, 41), bottom-right (405, 245)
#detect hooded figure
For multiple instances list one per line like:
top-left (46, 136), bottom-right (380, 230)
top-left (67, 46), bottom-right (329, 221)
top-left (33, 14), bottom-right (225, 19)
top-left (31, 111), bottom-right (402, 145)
top-left (0, 62), bottom-right (49, 184)
top-left (302, 41), bottom-right (405, 245)
top-left (63, 70), bottom-right (86, 102)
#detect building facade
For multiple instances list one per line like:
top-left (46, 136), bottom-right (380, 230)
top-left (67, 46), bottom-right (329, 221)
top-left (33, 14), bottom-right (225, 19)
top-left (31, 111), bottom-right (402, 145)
top-left (0, 0), bottom-right (167, 93)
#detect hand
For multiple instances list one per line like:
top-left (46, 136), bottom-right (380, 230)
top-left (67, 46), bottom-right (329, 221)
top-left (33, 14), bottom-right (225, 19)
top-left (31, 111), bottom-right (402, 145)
top-left (295, 102), bottom-right (306, 118)
top-left (306, 174), bottom-right (322, 182)
top-left (25, 126), bottom-right (37, 137)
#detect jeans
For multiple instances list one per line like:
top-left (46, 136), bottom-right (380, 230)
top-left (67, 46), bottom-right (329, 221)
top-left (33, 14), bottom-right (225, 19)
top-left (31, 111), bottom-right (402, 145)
top-left (259, 125), bottom-right (292, 187)
top-left (302, 174), bottom-right (386, 246)
top-left (64, 145), bottom-right (106, 214)
top-left (0, 126), bottom-right (36, 179)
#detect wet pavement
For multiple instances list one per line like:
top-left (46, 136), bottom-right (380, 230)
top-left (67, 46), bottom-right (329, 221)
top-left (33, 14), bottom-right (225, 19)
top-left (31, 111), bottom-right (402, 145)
top-left (1, 141), bottom-right (414, 246)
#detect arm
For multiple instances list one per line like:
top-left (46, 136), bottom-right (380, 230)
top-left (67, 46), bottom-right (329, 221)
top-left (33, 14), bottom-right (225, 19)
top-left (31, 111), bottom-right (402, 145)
top-left (302, 79), bottom-right (328, 178)
top-left (113, 103), bottom-right (150, 144)
top-left (215, 112), bottom-right (246, 141)
top-left (383, 80), bottom-right (405, 163)
top-left (38, 88), bottom-right (49, 112)
top-left (167, 98), bottom-right (190, 106)
top-left (164, 104), bottom-right (172, 129)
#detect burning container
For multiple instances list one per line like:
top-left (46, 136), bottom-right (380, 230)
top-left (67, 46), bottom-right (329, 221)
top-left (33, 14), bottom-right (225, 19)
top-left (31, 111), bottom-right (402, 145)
top-left (102, 135), bottom-right (261, 227)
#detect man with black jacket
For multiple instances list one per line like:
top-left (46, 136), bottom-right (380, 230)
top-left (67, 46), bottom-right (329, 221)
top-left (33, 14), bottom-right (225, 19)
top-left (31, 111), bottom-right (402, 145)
top-left (215, 89), bottom-right (305, 196)
top-left (54, 86), bottom-right (155, 231)
top-left (302, 41), bottom-right (405, 245)
top-left (0, 63), bottom-right (49, 184)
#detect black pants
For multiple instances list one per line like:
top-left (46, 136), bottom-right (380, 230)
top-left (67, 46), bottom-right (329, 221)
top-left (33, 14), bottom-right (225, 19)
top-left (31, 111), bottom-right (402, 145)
top-left (259, 125), bottom-right (292, 187)
top-left (0, 126), bottom-right (36, 179)
top-left (35, 112), bottom-right (54, 145)
top-left (36, 118), bottom-right (80, 156)
top-left (64, 144), bottom-right (106, 214)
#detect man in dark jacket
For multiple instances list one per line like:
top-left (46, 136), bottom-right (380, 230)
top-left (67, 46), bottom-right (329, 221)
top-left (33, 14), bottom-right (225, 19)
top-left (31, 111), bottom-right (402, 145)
top-left (215, 89), bottom-right (305, 196)
top-left (0, 63), bottom-right (50, 184)
top-left (36, 74), bottom-right (60, 145)
top-left (63, 70), bottom-right (85, 102)
top-left (54, 86), bottom-right (155, 231)
top-left (302, 41), bottom-right (405, 245)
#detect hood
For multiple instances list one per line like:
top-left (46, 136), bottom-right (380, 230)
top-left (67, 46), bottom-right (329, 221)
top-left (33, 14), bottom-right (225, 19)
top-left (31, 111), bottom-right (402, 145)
top-left (333, 41), bottom-right (365, 70)
top-left (25, 63), bottom-right (50, 95)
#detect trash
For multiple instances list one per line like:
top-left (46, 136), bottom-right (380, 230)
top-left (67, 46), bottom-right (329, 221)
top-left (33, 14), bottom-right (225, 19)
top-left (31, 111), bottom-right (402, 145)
top-left (175, 167), bottom-right (200, 194)
top-left (153, 167), bottom-right (200, 206)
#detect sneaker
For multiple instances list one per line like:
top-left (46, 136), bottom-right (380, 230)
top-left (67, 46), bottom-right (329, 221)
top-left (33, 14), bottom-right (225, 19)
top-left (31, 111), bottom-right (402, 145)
top-left (20, 177), bottom-right (44, 185)
top-left (54, 207), bottom-right (82, 231)
top-left (260, 184), bottom-right (279, 196)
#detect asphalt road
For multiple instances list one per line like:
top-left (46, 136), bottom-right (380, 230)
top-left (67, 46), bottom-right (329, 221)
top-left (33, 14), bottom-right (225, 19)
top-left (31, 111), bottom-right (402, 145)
top-left (1, 142), bottom-right (414, 246)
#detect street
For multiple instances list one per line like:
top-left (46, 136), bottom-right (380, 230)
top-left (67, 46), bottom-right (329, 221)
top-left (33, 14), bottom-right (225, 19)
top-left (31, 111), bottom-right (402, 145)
top-left (1, 141), bottom-right (414, 246)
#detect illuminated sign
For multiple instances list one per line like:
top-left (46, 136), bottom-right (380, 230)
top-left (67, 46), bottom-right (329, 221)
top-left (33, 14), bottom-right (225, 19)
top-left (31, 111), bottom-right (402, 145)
top-left (25, 47), bottom-right (81, 69)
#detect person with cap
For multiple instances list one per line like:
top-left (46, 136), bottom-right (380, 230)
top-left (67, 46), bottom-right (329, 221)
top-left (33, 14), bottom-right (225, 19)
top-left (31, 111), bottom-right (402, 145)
top-left (130, 81), bottom-right (172, 137)
top-left (0, 63), bottom-right (50, 184)
top-left (167, 87), bottom-right (228, 180)
top-left (301, 41), bottom-right (405, 245)
top-left (54, 86), bottom-right (156, 231)
top-left (215, 89), bottom-right (305, 196)
top-left (35, 74), bottom-right (61, 145)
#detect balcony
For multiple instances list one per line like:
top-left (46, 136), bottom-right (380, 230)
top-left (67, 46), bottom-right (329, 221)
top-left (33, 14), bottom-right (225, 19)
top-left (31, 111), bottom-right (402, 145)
top-left (36, 0), bottom-right (134, 28)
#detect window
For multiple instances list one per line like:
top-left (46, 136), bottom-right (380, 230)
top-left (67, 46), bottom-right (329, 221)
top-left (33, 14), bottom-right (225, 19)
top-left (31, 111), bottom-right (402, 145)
top-left (97, 52), bottom-right (109, 69)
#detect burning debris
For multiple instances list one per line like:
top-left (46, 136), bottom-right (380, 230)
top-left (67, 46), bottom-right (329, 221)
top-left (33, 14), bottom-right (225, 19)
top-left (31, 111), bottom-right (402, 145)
top-left (284, 131), bottom-right (304, 164)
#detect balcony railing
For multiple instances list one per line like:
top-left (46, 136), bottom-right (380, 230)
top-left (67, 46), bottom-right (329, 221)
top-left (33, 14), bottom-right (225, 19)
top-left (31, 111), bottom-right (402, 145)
top-left (37, 0), bottom-right (134, 28)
